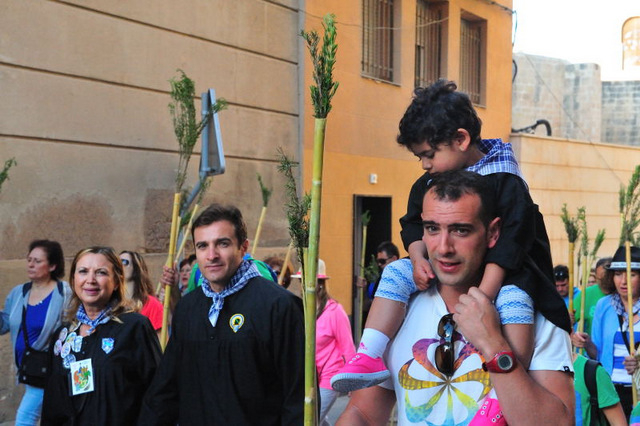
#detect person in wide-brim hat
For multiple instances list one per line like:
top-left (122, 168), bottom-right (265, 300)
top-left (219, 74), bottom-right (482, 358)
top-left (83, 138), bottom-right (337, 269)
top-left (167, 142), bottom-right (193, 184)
top-left (606, 246), bottom-right (640, 271)
top-left (572, 244), bottom-right (640, 418)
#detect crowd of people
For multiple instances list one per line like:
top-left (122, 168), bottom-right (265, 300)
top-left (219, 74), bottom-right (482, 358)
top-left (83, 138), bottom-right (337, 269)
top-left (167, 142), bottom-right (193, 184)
top-left (1, 78), bottom-right (639, 426)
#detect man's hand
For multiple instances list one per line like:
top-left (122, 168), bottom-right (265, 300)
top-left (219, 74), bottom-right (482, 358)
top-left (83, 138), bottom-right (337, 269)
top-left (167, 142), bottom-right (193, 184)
top-left (570, 331), bottom-right (589, 348)
top-left (161, 265), bottom-right (178, 287)
top-left (453, 287), bottom-right (508, 358)
top-left (355, 277), bottom-right (367, 288)
top-left (624, 355), bottom-right (639, 375)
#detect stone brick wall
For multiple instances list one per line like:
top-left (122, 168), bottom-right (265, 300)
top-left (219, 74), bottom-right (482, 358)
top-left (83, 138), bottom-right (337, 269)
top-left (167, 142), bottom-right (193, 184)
top-left (602, 81), bottom-right (640, 146)
top-left (513, 52), bottom-right (640, 146)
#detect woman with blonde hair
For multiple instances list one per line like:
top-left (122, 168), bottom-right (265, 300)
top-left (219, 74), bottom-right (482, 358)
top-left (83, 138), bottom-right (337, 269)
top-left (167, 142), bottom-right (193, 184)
top-left (42, 246), bottom-right (161, 425)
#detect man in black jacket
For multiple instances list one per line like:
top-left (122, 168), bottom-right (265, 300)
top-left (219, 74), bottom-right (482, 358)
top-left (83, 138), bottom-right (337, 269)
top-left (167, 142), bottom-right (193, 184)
top-left (140, 203), bottom-right (304, 425)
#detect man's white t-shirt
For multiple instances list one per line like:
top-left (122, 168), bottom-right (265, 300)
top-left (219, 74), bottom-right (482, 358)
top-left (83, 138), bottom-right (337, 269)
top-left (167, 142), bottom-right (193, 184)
top-left (381, 285), bottom-right (573, 426)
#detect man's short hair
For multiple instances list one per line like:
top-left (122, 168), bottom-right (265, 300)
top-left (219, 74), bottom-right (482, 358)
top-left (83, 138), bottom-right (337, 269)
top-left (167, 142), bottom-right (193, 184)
top-left (425, 170), bottom-right (496, 226)
top-left (595, 257), bottom-right (612, 270)
top-left (376, 241), bottom-right (399, 259)
top-left (191, 203), bottom-right (248, 246)
top-left (553, 265), bottom-right (569, 281)
top-left (397, 79), bottom-right (482, 149)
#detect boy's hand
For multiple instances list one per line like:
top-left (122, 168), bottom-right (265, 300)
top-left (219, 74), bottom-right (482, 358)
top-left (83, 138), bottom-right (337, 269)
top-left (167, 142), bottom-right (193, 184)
top-left (413, 256), bottom-right (435, 290)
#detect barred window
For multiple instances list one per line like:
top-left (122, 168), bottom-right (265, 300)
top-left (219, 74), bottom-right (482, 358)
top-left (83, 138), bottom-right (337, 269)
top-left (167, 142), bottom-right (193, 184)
top-left (459, 13), bottom-right (485, 105)
top-left (415, 0), bottom-right (443, 88)
top-left (362, 0), bottom-right (394, 81)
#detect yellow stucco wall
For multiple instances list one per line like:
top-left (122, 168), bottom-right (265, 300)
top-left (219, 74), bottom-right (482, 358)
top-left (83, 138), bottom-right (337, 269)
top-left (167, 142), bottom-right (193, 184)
top-left (512, 134), bottom-right (640, 268)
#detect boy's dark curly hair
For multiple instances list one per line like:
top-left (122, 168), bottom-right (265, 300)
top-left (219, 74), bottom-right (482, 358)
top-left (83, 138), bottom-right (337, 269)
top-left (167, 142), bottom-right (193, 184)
top-left (397, 79), bottom-right (482, 149)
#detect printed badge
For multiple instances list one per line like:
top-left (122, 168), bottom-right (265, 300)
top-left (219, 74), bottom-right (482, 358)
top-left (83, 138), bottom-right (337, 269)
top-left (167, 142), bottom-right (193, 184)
top-left (229, 314), bottom-right (244, 333)
top-left (69, 358), bottom-right (94, 395)
top-left (54, 340), bottom-right (62, 356)
top-left (58, 328), bottom-right (68, 342)
top-left (101, 338), bottom-right (114, 354)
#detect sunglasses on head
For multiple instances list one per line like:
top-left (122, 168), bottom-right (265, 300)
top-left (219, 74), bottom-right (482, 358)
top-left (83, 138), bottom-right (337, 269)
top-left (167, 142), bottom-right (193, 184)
top-left (120, 258), bottom-right (130, 266)
top-left (435, 313), bottom-right (456, 377)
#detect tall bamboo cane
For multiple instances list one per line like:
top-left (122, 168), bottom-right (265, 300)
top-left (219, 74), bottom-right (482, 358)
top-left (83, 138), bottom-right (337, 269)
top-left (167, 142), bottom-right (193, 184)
top-left (159, 70), bottom-right (226, 349)
top-left (279, 242), bottom-right (294, 286)
top-left (619, 165), bottom-right (640, 405)
top-left (561, 204), bottom-right (580, 321)
top-left (252, 173), bottom-right (272, 255)
top-left (300, 14), bottom-right (339, 426)
top-left (354, 210), bottom-right (371, 345)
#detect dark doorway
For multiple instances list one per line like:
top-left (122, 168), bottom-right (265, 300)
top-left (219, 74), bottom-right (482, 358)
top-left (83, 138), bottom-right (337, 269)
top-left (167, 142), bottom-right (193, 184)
top-left (352, 195), bottom-right (392, 344)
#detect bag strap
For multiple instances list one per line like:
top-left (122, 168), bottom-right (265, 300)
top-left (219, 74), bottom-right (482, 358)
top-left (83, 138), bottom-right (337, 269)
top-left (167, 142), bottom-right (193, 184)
top-left (20, 306), bottom-right (34, 352)
top-left (584, 359), bottom-right (602, 426)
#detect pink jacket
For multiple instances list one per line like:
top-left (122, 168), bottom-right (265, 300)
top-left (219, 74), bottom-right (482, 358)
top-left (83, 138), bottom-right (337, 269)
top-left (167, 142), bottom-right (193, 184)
top-left (316, 299), bottom-right (356, 389)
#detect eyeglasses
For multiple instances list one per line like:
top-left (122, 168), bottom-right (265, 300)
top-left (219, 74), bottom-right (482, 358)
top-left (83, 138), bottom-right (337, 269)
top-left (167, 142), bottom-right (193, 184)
top-left (435, 313), bottom-right (456, 377)
top-left (376, 257), bottom-right (390, 266)
top-left (120, 258), bottom-right (130, 266)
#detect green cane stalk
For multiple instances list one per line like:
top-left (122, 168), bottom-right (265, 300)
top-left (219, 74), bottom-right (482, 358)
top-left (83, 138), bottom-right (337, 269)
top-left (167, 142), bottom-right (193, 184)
top-left (576, 209), bottom-right (605, 335)
top-left (160, 70), bottom-right (227, 349)
top-left (619, 165), bottom-right (640, 404)
top-left (251, 173), bottom-right (273, 255)
top-left (300, 14), bottom-right (339, 425)
top-left (561, 204), bottom-right (581, 318)
top-left (0, 158), bottom-right (16, 194)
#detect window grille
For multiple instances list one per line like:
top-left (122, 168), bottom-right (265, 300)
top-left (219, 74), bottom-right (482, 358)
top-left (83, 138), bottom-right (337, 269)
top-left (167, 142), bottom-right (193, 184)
top-left (362, 0), bottom-right (394, 81)
top-left (415, 0), bottom-right (442, 88)
top-left (460, 17), bottom-right (482, 104)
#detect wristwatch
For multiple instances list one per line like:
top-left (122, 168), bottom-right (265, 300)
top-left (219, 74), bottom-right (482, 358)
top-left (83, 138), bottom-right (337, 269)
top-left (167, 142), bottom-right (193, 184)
top-left (482, 351), bottom-right (517, 373)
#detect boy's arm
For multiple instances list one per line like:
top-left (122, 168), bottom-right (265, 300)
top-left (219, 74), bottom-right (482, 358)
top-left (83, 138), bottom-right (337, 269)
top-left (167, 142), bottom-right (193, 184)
top-left (478, 263), bottom-right (506, 301)
top-left (408, 240), bottom-right (434, 290)
top-left (400, 173), bottom-right (430, 251)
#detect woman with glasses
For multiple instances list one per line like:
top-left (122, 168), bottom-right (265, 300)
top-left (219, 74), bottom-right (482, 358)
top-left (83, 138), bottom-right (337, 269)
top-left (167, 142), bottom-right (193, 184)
top-left (42, 246), bottom-right (161, 425)
top-left (119, 251), bottom-right (163, 339)
top-left (0, 240), bottom-right (71, 425)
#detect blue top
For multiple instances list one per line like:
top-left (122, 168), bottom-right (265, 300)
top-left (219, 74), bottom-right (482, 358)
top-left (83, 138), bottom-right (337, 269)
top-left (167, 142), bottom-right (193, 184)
top-left (15, 291), bottom-right (52, 367)
top-left (592, 294), bottom-right (640, 383)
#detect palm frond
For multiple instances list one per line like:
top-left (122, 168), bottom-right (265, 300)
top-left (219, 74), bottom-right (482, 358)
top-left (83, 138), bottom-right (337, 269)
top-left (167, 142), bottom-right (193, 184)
top-left (257, 173), bottom-right (273, 208)
top-left (0, 157), bottom-right (17, 194)
top-left (560, 203), bottom-right (580, 243)
top-left (169, 69), bottom-right (227, 192)
top-left (276, 148), bottom-right (311, 269)
top-left (300, 14), bottom-right (339, 118)
top-left (619, 165), bottom-right (640, 244)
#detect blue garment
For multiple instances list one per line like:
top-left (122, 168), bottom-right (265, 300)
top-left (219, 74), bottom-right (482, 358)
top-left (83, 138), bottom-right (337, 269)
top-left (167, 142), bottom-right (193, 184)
top-left (14, 292), bottom-right (52, 367)
top-left (563, 288), bottom-right (580, 308)
top-left (15, 384), bottom-right (44, 426)
top-left (592, 294), bottom-right (640, 381)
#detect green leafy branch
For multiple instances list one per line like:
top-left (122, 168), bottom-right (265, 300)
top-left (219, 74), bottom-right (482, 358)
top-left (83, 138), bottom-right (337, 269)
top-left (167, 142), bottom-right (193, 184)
top-left (561, 203), bottom-right (580, 243)
top-left (169, 69), bottom-right (227, 192)
top-left (620, 165), bottom-right (640, 245)
top-left (0, 157), bottom-right (17, 194)
top-left (300, 14), bottom-right (339, 118)
top-left (257, 173), bottom-right (273, 208)
top-left (276, 148), bottom-right (311, 271)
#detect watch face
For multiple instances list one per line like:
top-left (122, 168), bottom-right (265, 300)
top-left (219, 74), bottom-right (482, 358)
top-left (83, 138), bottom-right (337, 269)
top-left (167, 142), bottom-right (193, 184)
top-left (497, 354), bottom-right (514, 370)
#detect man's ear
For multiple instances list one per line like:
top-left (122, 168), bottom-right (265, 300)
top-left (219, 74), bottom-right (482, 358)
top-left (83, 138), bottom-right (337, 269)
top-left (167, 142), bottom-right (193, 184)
top-left (487, 217), bottom-right (501, 249)
top-left (453, 129), bottom-right (472, 152)
top-left (240, 239), bottom-right (250, 254)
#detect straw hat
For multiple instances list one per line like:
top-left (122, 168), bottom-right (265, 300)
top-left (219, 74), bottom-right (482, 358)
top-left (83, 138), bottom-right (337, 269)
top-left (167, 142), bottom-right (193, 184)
top-left (290, 259), bottom-right (329, 279)
top-left (607, 246), bottom-right (640, 270)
